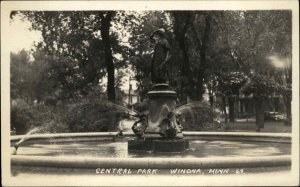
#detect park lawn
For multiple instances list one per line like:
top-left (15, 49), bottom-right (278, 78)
top-left (120, 118), bottom-right (291, 133)
top-left (228, 119), bottom-right (291, 133)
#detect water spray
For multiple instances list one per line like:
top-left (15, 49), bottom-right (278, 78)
top-left (11, 127), bottom-right (41, 155)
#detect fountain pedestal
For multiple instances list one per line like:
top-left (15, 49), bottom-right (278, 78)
top-left (144, 83), bottom-right (183, 138)
top-left (128, 83), bottom-right (188, 153)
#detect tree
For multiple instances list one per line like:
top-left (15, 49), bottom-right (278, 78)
top-left (240, 11), bottom-right (291, 128)
top-left (19, 11), bottom-right (127, 102)
top-left (171, 11), bottom-right (193, 84)
top-left (216, 71), bottom-right (248, 122)
top-left (210, 10), bottom-right (292, 128)
top-left (265, 11), bottom-right (292, 125)
top-left (189, 12), bottom-right (212, 100)
top-left (11, 50), bottom-right (55, 103)
top-left (11, 50), bottom-right (33, 102)
top-left (99, 11), bottom-right (116, 101)
top-left (242, 73), bottom-right (284, 131)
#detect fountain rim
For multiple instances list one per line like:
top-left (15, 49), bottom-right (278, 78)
top-left (11, 155), bottom-right (291, 169)
top-left (11, 131), bottom-right (291, 142)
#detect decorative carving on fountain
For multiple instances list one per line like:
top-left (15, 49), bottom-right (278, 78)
top-left (131, 113), bottom-right (147, 138)
top-left (128, 83), bottom-right (189, 152)
top-left (158, 112), bottom-right (184, 139)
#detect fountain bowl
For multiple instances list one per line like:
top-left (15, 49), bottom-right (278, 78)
top-left (10, 131), bottom-right (291, 173)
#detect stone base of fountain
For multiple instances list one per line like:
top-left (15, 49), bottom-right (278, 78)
top-left (128, 138), bottom-right (189, 153)
top-left (128, 83), bottom-right (190, 153)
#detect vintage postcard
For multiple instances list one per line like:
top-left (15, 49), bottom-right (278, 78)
top-left (1, 0), bottom-right (299, 186)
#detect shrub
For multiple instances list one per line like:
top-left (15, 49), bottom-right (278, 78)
top-left (11, 99), bottom-right (34, 135)
top-left (11, 97), bottom-right (128, 134)
top-left (11, 99), bottom-right (70, 135)
top-left (66, 101), bottom-right (126, 132)
top-left (30, 104), bottom-right (69, 133)
top-left (175, 101), bottom-right (214, 131)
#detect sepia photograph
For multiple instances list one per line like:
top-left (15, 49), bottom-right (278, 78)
top-left (1, 0), bottom-right (299, 186)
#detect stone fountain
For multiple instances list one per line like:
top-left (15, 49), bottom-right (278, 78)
top-left (128, 83), bottom-right (189, 152)
top-left (128, 29), bottom-right (190, 152)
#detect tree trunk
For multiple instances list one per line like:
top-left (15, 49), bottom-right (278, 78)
top-left (172, 12), bottom-right (193, 101)
top-left (176, 32), bottom-right (193, 97)
top-left (255, 97), bottom-right (264, 132)
top-left (222, 96), bottom-right (228, 123)
top-left (274, 67), bottom-right (292, 126)
top-left (172, 12), bottom-right (191, 76)
top-left (283, 93), bottom-right (292, 125)
top-left (284, 61), bottom-right (292, 126)
top-left (196, 14), bottom-right (211, 101)
top-left (209, 91), bottom-right (214, 107)
top-left (100, 12), bottom-right (115, 102)
top-left (228, 96), bottom-right (235, 122)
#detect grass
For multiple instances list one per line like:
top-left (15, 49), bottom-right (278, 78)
top-left (119, 118), bottom-right (292, 133)
top-left (224, 118), bottom-right (291, 133)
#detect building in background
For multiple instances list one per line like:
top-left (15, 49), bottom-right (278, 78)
top-left (123, 77), bottom-right (140, 109)
top-left (123, 89), bottom-right (140, 108)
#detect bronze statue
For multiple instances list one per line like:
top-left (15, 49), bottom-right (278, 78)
top-left (150, 29), bottom-right (171, 83)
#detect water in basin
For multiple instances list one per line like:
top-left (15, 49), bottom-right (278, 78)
top-left (14, 140), bottom-right (291, 158)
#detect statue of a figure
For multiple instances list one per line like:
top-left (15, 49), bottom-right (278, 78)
top-left (150, 29), bottom-right (171, 83)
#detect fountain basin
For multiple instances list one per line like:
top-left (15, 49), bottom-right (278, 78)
top-left (10, 131), bottom-right (291, 173)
